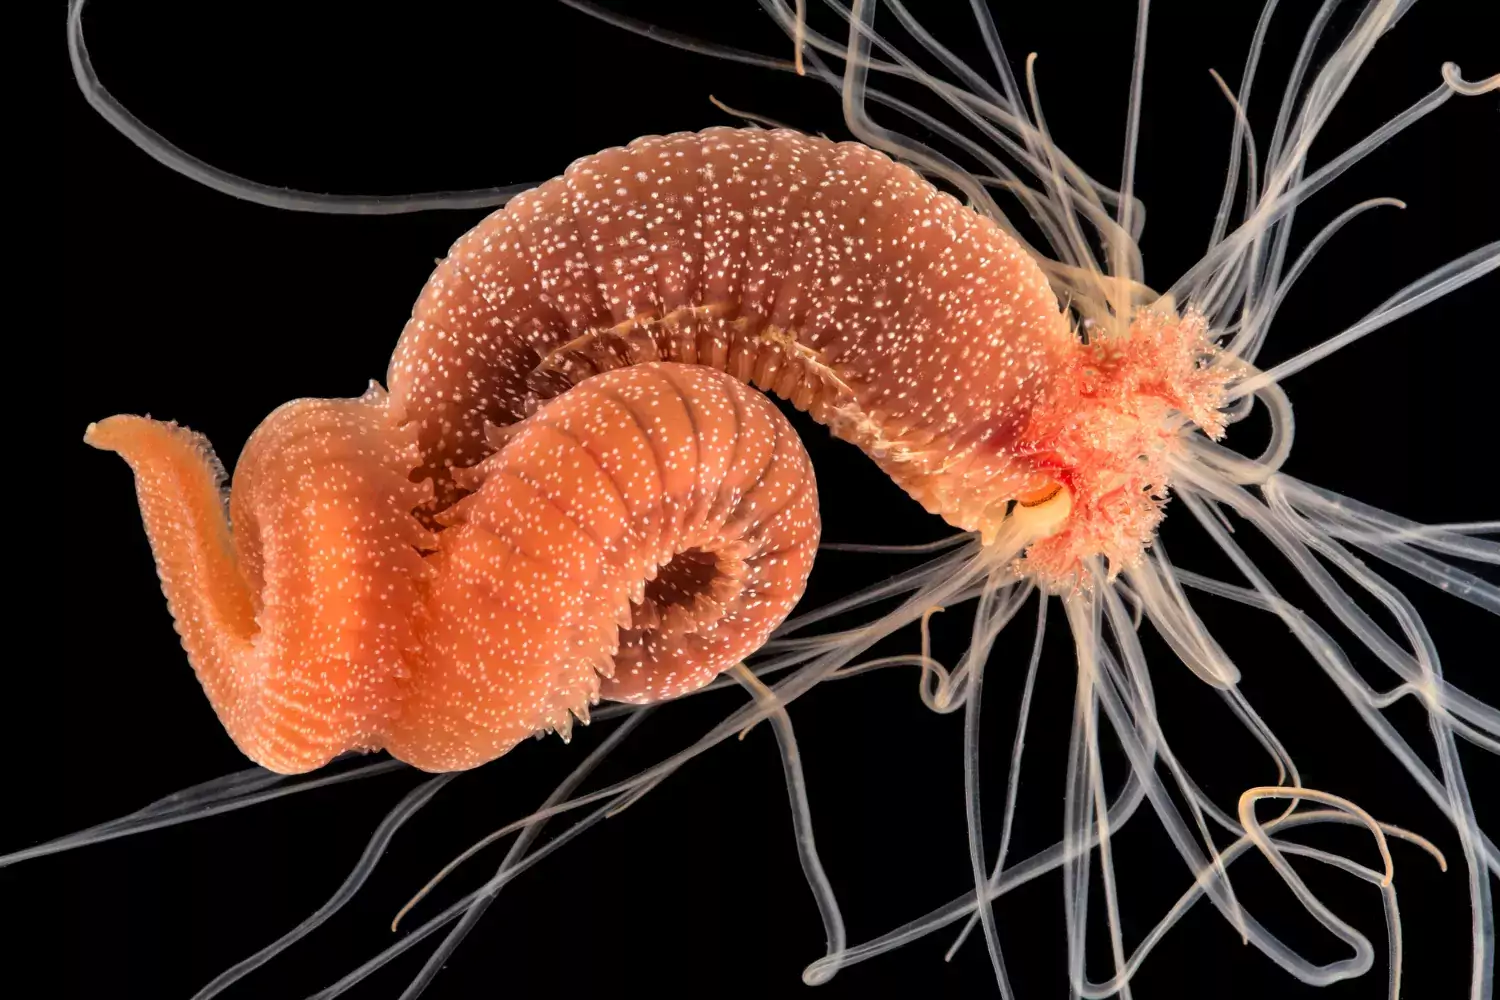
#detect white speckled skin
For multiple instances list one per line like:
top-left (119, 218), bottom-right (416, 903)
top-left (87, 388), bottom-right (434, 773)
top-left (90, 363), bottom-right (818, 774)
top-left (390, 127), bottom-right (1074, 531)
top-left (89, 128), bottom-right (1100, 774)
top-left (390, 363), bottom-right (818, 771)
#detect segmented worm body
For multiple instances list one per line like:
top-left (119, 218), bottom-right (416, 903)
top-left (91, 128), bottom-right (1226, 773)
top-left (403, 363), bottom-right (817, 771)
top-left (90, 364), bottom-right (816, 772)
top-left (392, 127), bottom-right (1076, 533)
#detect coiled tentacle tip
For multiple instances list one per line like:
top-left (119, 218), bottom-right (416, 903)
top-left (1440, 62), bottom-right (1499, 96)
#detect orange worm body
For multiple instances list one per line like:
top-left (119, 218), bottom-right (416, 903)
top-left (91, 128), bottom-right (1223, 773)
top-left (86, 389), bottom-right (431, 773)
top-left (89, 365), bottom-right (816, 773)
top-left (394, 364), bottom-right (817, 771)
top-left (390, 127), bottom-right (1074, 532)
top-left (392, 127), bottom-right (1223, 574)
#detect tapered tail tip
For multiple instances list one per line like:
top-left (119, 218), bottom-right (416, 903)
top-left (83, 414), bottom-right (140, 451)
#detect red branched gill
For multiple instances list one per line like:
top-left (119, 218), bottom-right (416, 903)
top-left (1017, 308), bottom-right (1234, 586)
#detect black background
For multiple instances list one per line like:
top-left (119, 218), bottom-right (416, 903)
top-left (33, 1), bottom-right (1497, 998)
